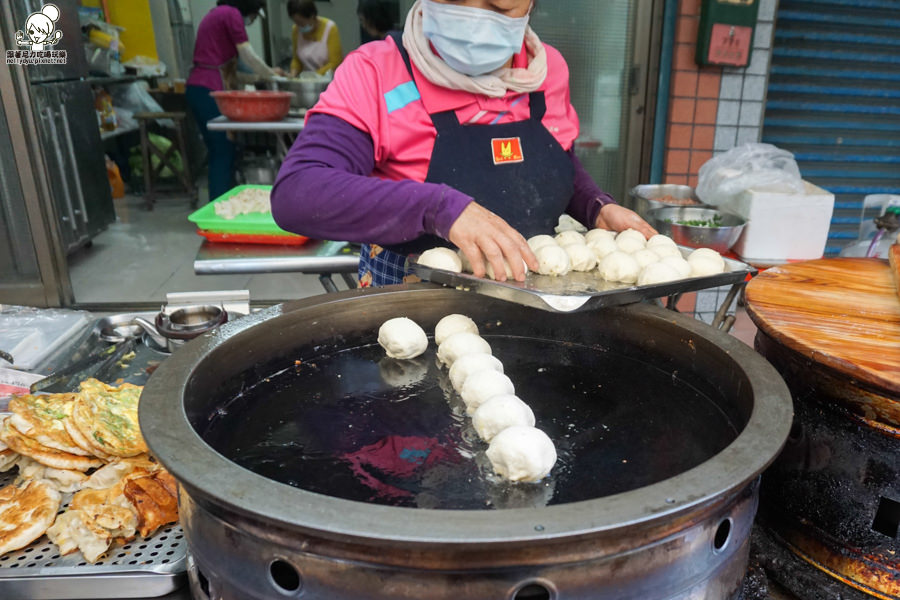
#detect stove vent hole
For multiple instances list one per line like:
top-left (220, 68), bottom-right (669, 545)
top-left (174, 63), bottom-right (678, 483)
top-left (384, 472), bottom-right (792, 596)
top-left (713, 518), bottom-right (732, 553)
top-left (269, 559), bottom-right (302, 595)
top-left (512, 581), bottom-right (554, 600)
top-left (872, 496), bottom-right (900, 539)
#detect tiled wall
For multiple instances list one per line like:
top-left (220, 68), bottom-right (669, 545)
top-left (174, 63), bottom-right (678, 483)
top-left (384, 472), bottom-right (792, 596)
top-left (663, 0), bottom-right (777, 186)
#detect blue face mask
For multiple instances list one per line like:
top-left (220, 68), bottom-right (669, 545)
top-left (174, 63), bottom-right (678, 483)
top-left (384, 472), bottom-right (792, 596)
top-left (421, 0), bottom-right (530, 76)
top-left (298, 23), bottom-right (314, 34)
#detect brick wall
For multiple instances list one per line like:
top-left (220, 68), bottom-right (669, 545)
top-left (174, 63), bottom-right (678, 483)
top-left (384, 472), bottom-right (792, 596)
top-left (663, 0), bottom-right (777, 187)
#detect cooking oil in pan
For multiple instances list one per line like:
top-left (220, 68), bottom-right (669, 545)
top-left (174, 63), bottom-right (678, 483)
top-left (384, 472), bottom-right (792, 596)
top-left (202, 336), bottom-right (738, 510)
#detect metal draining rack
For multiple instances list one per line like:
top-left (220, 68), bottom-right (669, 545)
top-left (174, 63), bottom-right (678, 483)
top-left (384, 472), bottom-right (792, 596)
top-left (0, 467), bottom-right (187, 599)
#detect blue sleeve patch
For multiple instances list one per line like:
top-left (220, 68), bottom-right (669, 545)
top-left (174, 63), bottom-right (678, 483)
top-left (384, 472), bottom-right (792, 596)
top-left (384, 81), bottom-right (421, 114)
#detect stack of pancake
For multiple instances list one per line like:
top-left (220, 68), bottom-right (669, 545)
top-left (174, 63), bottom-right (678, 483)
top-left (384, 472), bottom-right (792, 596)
top-left (0, 379), bottom-right (178, 563)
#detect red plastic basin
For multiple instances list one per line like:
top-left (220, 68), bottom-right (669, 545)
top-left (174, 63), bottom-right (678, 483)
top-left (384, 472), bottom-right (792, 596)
top-left (210, 90), bottom-right (294, 122)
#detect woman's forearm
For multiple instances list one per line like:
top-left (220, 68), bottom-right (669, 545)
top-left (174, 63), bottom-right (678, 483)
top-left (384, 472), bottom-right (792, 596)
top-left (237, 42), bottom-right (275, 78)
top-left (272, 113), bottom-right (472, 244)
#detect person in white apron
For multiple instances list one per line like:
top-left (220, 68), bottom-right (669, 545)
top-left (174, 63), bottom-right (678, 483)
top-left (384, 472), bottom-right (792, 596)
top-left (288, 0), bottom-right (344, 76)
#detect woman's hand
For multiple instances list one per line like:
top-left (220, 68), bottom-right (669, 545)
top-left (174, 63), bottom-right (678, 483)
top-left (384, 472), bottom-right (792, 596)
top-left (273, 67), bottom-right (287, 77)
top-left (448, 203), bottom-right (538, 282)
top-left (595, 204), bottom-right (658, 239)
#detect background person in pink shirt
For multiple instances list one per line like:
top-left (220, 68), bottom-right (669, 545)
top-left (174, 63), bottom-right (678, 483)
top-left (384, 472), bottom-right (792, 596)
top-left (272, 0), bottom-right (655, 287)
top-left (185, 0), bottom-right (281, 201)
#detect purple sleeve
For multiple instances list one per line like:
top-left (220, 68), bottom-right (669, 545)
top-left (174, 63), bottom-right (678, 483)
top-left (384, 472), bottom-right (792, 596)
top-left (565, 150), bottom-right (617, 229)
top-left (271, 113), bottom-right (473, 244)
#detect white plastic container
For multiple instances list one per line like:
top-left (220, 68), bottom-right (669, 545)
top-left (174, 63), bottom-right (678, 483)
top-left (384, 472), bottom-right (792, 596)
top-left (729, 180), bottom-right (835, 263)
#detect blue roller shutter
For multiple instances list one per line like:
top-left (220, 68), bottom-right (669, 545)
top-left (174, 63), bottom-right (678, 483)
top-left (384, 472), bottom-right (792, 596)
top-left (761, 0), bottom-right (900, 255)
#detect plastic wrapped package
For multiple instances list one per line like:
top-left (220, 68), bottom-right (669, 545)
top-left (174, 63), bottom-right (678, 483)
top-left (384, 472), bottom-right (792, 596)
top-left (697, 143), bottom-right (805, 209)
top-left (109, 81), bottom-right (174, 129)
top-left (0, 306), bottom-right (93, 371)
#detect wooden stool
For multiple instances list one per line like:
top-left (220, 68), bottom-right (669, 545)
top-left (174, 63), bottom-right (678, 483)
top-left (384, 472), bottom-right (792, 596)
top-left (135, 111), bottom-right (197, 210)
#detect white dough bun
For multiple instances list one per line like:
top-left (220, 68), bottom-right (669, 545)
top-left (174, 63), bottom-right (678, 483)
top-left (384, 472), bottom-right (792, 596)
top-left (584, 228), bottom-right (616, 244)
top-left (449, 353), bottom-right (504, 392)
top-left (486, 426), bottom-right (557, 483)
top-left (689, 255), bottom-right (726, 277)
top-left (598, 251), bottom-right (640, 283)
top-left (437, 332), bottom-right (492, 367)
top-left (660, 255), bottom-right (692, 277)
top-left (535, 245), bottom-right (571, 276)
top-left (632, 248), bottom-right (660, 269)
top-left (688, 247), bottom-right (725, 264)
top-left (562, 243), bottom-right (597, 272)
top-left (434, 314), bottom-right (479, 346)
top-left (650, 244), bottom-right (682, 259)
top-left (472, 395), bottom-right (535, 442)
top-left (646, 234), bottom-right (677, 249)
top-left (638, 261), bottom-right (682, 286)
top-left (586, 236), bottom-right (618, 261)
top-left (460, 370), bottom-right (515, 415)
top-left (526, 235), bottom-right (557, 252)
top-left (554, 230), bottom-right (585, 247)
top-left (377, 317), bottom-right (428, 360)
top-left (417, 247), bottom-right (462, 272)
top-left (615, 228), bottom-right (647, 253)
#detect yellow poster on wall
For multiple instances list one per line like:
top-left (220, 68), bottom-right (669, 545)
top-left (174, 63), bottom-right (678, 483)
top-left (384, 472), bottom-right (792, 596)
top-left (81, 0), bottom-right (158, 62)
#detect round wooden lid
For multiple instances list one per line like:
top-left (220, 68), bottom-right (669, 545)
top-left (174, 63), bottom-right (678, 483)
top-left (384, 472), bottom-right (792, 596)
top-left (745, 258), bottom-right (900, 394)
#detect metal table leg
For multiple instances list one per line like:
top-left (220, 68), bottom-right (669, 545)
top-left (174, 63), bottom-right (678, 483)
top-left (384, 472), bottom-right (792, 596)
top-left (318, 274), bottom-right (339, 294)
top-left (711, 283), bottom-right (745, 333)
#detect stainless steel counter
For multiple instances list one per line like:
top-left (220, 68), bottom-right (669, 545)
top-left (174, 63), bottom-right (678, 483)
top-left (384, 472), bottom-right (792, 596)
top-left (193, 240), bottom-right (359, 292)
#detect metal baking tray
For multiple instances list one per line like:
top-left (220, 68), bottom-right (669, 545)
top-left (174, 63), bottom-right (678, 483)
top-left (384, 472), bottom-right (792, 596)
top-left (412, 249), bottom-right (757, 313)
top-left (0, 466), bottom-right (187, 599)
top-left (0, 317), bottom-right (187, 599)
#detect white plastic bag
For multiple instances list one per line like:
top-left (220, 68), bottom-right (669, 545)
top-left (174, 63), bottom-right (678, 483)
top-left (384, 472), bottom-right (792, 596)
top-left (696, 143), bottom-right (804, 207)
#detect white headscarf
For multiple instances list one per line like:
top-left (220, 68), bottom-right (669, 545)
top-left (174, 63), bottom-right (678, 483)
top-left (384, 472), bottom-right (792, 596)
top-left (400, 0), bottom-right (548, 98)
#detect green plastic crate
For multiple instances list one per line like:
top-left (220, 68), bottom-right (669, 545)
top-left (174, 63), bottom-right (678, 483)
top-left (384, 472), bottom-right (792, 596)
top-left (188, 185), bottom-right (292, 235)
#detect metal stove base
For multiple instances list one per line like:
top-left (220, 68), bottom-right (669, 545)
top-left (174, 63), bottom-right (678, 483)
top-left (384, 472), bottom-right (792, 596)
top-left (746, 527), bottom-right (876, 600)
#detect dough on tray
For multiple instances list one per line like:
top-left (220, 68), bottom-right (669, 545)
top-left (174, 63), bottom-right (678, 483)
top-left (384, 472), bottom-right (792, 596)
top-left (584, 228), bottom-right (616, 245)
top-left (598, 251), bottom-right (640, 284)
top-left (554, 230), bottom-right (585, 247)
top-left (437, 332), bottom-right (492, 367)
top-left (661, 255), bottom-right (692, 278)
top-left (646, 234), bottom-right (677, 249)
top-left (486, 259), bottom-right (528, 281)
top-left (638, 261), bottom-right (682, 286)
top-left (535, 245), bottom-right (571, 276)
top-left (417, 247), bottom-right (463, 273)
top-left (587, 236), bottom-right (618, 261)
top-left (486, 426), bottom-right (557, 483)
top-left (632, 248), bottom-right (660, 269)
top-left (687, 248), bottom-right (726, 276)
top-left (449, 353), bottom-right (504, 392)
top-left (460, 370), bottom-right (515, 415)
top-left (377, 317), bottom-right (428, 360)
top-left (472, 395), bottom-right (535, 442)
top-left (526, 234), bottom-right (558, 253)
top-left (562, 243), bottom-right (597, 272)
top-left (650, 243), bottom-right (682, 259)
top-left (434, 314), bottom-right (479, 346)
top-left (615, 228), bottom-right (647, 253)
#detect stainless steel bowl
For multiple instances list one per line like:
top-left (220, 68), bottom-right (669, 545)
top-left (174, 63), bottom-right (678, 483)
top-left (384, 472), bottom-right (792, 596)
top-left (648, 207), bottom-right (747, 252)
top-left (271, 77), bottom-right (330, 109)
top-left (628, 184), bottom-right (703, 219)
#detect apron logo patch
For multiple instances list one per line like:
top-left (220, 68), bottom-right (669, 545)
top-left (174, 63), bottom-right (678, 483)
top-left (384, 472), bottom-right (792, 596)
top-left (491, 137), bottom-right (524, 165)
